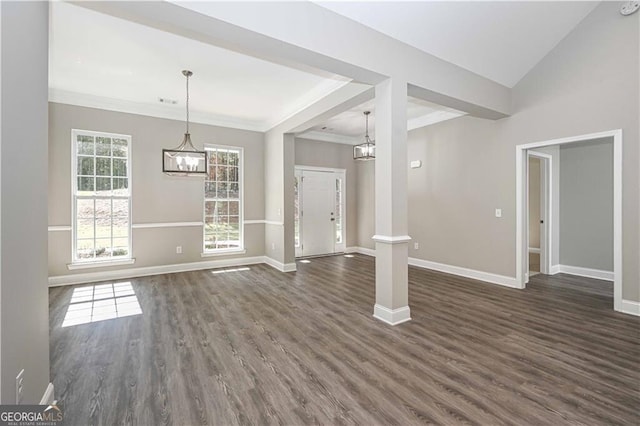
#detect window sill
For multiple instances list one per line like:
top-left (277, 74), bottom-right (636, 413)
top-left (67, 258), bottom-right (136, 270)
top-left (201, 249), bottom-right (246, 258)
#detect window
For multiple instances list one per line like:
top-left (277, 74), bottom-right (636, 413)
top-left (335, 177), bottom-right (343, 244)
top-left (294, 176), bottom-right (300, 247)
top-left (72, 130), bottom-right (131, 263)
top-left (204, 146), bottom-right (243, 252)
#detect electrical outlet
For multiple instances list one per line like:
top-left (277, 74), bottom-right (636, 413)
top-left (414, 242), bottom-right (419, 250)
top-left (16, 369), bottom-right (24, 404)
top-left (271, 243), bottom-right (276, 251)
top-left (176, 246), bottom-right (182, 254)
top-left (495, 208), bottom-right (502, 218)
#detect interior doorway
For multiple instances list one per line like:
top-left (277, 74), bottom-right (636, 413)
top-left (516, 129), bottom-right (622, 311)
top-left (526, 151), bottom-right (552, 280)
top-left (295, 166), bottom-right (346, 258)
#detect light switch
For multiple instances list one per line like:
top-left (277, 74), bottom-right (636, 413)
top-left (410, 160), bottom-right (422, 169)
top-left (495, 208), bottom-right (502, 218)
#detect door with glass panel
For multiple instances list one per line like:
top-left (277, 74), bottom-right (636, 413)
top-left (294, 167), bottom-right (346, 258)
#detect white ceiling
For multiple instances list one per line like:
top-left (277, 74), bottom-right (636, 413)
top-left (316, 1), bottom-right (599, 87)
top-left (49, 2), bottom-right (349, 132)
top-left (298, 97), bottom-right (464, 144)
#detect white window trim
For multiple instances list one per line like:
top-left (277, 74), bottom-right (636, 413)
top-left (70, 129), bottom-right (133, 265)
top-left (202, 144), bottom-right (244, 255)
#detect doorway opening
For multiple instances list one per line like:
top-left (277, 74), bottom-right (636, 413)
top-left (516, 129), bottom-right (622, 311)
top-left (294, 166), bottom-right (346, 258)
top-left (526, 151), bottom-right (552, 280)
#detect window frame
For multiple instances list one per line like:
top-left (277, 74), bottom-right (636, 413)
top-left (71, 129), bottom-right (133, 265)
top-left (202, 144), bottom-right (244, 255)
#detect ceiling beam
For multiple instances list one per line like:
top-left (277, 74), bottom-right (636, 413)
top-left (76, 1), bottom-right (511, 120)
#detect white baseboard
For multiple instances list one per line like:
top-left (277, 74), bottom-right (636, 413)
top-left (49, 256), bottom-right (267, 286)
top-left (620, 299), bottom-right (640, 316)
top-left (39, 383), bottom-right (54, 405)
top-left (346, 246), bottom-right (376, 257)
top-left (549, 264), bottom-right (561, 275)
top-left (263, 257), bottom-right (297, 273)
top-left (408, 257), bottom-right (520, 289)
top-left (373, 304), bottom-right (411, 325)
top-left (556, 264), bottom-right (614, 281)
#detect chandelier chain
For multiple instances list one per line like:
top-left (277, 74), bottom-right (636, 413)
top-left (185, 72), bottom-right (190, 134)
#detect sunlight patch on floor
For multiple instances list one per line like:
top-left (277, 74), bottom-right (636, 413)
top-left (62, 282), bottom-right (142, 327)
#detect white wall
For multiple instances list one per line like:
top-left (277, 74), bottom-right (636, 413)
top-left (1, 1), bottom-right (50, 403)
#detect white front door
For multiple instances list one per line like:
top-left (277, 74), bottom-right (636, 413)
top-left (295, 168), bottom-right (346, 258)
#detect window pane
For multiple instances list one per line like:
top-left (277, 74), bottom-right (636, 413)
top-left (96, 199), bottom-right (111, 217)
top-left (112, 178), bottom-right (128, 195)
top-left (216, 182), bottom-right (228, 198)
top-left (77, 199), bottom-right (94, 218)
top-left (216, 166), bottom-right (227, 182)
top-left (96, 137), bottom-right (111, 156)
top-left (112, 138), bottom-right (127, 157)
top-left (77, 135), bottom-right (94, 155)
top-left (217, 151), bottom-right (228, 165)
top-left (113, 158), bottom-right (127, 177)
top-left (77, 177), bottom-right (94, 194)
top-left (96, 158), bottom-right (111, 176)
top-left (113, 220), bottom-right (129, 238)
top-left (77, 218), bottom-right (94, 239)
top-left (112, 199), bottom-right (129, 217)
top-left (77, 239), bottom-right (95, 259)
top-left (77, 156), bottom-right (94, 176)
top-left (96, 217), bottom-right (111, 238)
top-left (96, 177), bottom-right (112, 194)
top-left (228, 167), bottom-right (238, 183)
top-left (228, 183), bottom-right (239, 198)
top-left (228, 201), bottom-right (239, 216)
top-left (205, 182), bottom-right (216, 198)
top-left (228, 152), bottom-right (239, 167)
top-left (95, 239), bottom-right (111, 258)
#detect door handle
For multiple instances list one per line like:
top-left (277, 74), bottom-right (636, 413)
top-left (540, 220), bottom-right (544, 224)
top-left (330, 218), bottom-right (335, 221)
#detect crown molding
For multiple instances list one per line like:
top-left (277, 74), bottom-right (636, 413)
top-left (49, 88), bottom-right (267, 132)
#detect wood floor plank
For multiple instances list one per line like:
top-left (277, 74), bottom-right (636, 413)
top-left (50, 254), bottom-right (640, 425)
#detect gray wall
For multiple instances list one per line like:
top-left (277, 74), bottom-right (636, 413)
top-left (356, 2), bottom-right (639, 301)
top-left (560, 140), bottom-right (613, 271)
top-left (1, 1), bottom-right (50, 403)
top-left (294, 138), bottom-right (358, 248)
top-left (528, 157), bottom-right (541, 249)
top-left (48, 103), bottom-right (265, 277)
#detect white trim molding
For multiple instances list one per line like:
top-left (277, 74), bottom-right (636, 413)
top-left (554, 265), bottom-right (614, 282)
top-left (50, 256), bottom-right (266, 286)
top-left (244, 220), bottom-right (267, 225)
top-left (201, 249), bottom-right (247, 258)
top-left (264, 220), bottom-right (284, 226)
top-left (549, 264), bottom-right (561, 275)
top-left (132, 221), bottom-right (203, 229)
top-left (620, 300), bottom-right (640, 316)
top-left (264, 257), bottom-right (297, 273)
top-left (373, 304), bottom-right (411, 326)
top-left (409, 257), bottom-right (520, 289)
top-left (372, 235), bottom-right (412, 244)
top-left (528, 247), bottom-right (541, 254)
top-left (39, 383), bottom-right (55, 406)
top-left (48, 225), bottom-right (71, 232)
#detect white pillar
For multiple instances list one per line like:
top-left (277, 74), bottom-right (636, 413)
top-left (372, 78), bottom-right (411, 326)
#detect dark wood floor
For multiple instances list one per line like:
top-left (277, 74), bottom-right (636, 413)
top-left (49, 255), bottom-right (640, 425)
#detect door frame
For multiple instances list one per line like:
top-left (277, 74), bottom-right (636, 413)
top-left (294, 165), bottom-right (347, 258)
top-left (526, 151), bottom-right (552, 278)
top-left (515, 129), bottom-right (622, 311)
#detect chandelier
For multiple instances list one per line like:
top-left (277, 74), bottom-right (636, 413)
top-left (353, 111), bottom-right (375, 160)
top-left (162, 70), bottom-right (207, 175)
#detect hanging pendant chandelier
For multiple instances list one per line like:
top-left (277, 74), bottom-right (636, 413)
top-left (353, 111), bottom-right (375, 161)
top-left (162, 70), bottom-right (207, 176)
